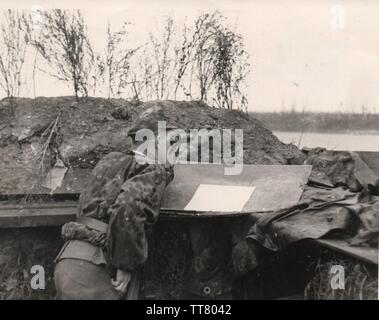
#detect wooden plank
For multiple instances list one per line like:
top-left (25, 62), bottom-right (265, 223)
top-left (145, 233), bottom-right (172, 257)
top-left (351, 152), bottom-right (379, 194)
top-left (2, 164), bottom-right (311, 217)
top-left (358, 151), bottom-right (379, 177)
top-left (0, 201), bottom-right (258, 228)
top-left (161, 164), bottom-right (311, 214)
top-left (0, 202), bottom-right (77, 228)
top-left (315, 239), bottom-right (378, 265)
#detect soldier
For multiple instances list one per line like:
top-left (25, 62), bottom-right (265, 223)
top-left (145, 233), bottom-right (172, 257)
top-left (54, 119), bottom-right (175, 300)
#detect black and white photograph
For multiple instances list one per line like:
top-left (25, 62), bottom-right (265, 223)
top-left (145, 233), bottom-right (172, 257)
top-left (0, 0), bottom-right (378, 304)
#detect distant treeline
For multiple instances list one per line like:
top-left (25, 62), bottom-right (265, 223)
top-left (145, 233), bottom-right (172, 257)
top-left (251, 111), bottom-right (379, 133)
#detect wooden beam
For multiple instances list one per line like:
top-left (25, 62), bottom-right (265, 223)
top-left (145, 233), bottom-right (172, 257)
top-left (358, 151), bottom-right (379, 177)
top-left (0, 202), bottom-right (77, 228)
top-left (315, 239), bottom-right (378, 265)
top-left (0, 202), bottom-right (260, 228)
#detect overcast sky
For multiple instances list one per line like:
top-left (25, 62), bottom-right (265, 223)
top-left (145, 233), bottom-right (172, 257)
top-left (3, 0), bottom-right (379, 113)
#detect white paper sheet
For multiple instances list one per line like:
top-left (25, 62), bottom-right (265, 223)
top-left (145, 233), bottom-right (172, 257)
top-left (184, 184), bottom-right (256, 212)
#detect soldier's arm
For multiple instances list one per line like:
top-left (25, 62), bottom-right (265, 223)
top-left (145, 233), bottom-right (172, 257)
top-left (105, 161), bottom-right (173, 271)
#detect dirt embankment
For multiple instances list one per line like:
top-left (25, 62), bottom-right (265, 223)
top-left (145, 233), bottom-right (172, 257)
top-left (0, 97), bottom-right (304, 194)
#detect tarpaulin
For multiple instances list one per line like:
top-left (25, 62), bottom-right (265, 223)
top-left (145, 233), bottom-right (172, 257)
top-left (247, 186), bottom-right (361, 251)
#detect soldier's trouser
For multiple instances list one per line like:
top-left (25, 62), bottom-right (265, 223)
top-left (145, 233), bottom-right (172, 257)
top-left (54, 258), bottom-right (120, 300)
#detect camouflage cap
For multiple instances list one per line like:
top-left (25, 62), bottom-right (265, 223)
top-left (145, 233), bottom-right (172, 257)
top-left (127, 118), bottom-right (178, 138)
top-left (127, 105), bottom-right (179, 139)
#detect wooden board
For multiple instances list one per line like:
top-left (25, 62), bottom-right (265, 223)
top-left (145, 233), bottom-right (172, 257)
top-left (1, 164), bottom-right (312, 217)
top-left (315, 239), bottom-right (378, 265)
top-left (0, 202), bottom-right (77, 228)
top-left (161, 164), bottom-right (311, 214)
top-left (358, 151), bottom-right (379, 177)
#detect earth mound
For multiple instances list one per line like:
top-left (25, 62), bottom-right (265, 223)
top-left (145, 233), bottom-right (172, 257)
top-left (0, 97), bottom-right (304, 194)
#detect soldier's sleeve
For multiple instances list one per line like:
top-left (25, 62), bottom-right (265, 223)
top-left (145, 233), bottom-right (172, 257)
top-left (105, 160), bottom-right (174, 271)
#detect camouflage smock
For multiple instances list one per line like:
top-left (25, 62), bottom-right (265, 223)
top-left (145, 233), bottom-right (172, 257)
top-left (61, 151), bottom-right (174, 272)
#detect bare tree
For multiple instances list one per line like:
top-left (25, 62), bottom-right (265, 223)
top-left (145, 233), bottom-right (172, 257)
top-left (191, 12), bottom-right (220, 103)
top-left (147, 15), bottom-right (178, 100)
top-left (18, 9), bottom-right (249, 109)
top-left (90, 50), bottom-right (104, 97)
top-left (28, 9), bottom-right (95, 99)
top-left (173, 19), bottom-right (195, 99)
top-left (211, 24), bottom-right (250, 110)
top-left (100, 21), bottom-right (139, 99)
top-left (184, 12), bottom-right (250, 110)
top-left (132, 11), bottom-right (250, 110)
top-left (133, 47), bottom-right (155, 101)
top-left (0, 10), bottom-right (28, 99)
